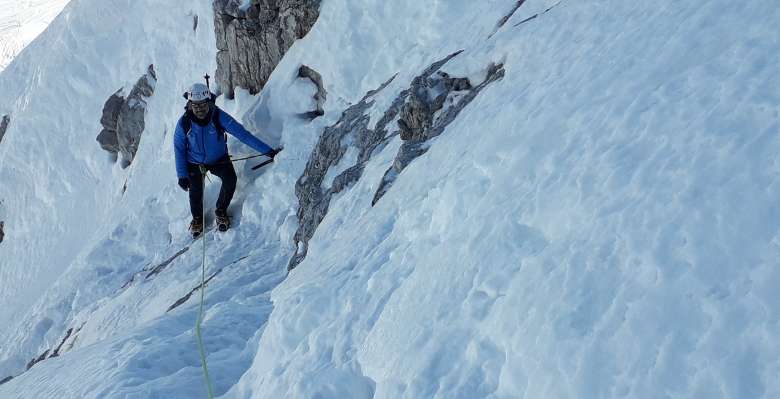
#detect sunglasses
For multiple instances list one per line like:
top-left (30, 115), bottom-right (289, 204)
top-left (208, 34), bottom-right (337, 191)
top-left (191, 101), bottom-right (210, 111)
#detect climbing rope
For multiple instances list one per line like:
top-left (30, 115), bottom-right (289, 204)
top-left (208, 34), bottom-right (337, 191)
top-left (195, 164), bottom-right (215, 399)
top-left (191, 153), bottom-right (287, 397)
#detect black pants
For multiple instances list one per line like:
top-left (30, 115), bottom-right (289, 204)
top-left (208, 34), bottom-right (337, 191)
top-left (187, 155), bottom-right (237, 219)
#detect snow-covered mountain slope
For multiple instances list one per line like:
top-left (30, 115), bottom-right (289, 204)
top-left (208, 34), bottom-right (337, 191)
top-left (0, 0), bottom-right (70, 72)
top-left (1, 0), bottom-right (779, 398)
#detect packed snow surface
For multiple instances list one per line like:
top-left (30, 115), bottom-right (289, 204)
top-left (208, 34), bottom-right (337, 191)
top-left (0, 0), bottom-right (70, 72)
top-left (1, 0), bottom-right (778, 398)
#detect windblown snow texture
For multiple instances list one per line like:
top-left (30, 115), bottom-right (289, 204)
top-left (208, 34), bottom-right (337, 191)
top-left (0, 0), bottom-right (70, 72)
top-left (1, 0), bottom-right (779, 398)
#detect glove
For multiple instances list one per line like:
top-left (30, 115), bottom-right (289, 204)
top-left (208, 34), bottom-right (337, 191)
top-left (265, 148), bottom-right (282, 159)
top-left (178, 178), bottom-right (190, 191)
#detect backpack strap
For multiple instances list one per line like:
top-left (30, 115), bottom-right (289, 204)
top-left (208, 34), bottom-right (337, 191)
top-left (181, 107), bottom-right (224, 138)
top-left (181, 113), bottom-right (192, 136)
top-left (180, 104), bottom-right (227, 157)
top-left (179, 113), bottom-right (192, 155)
top-left (211, 106), bottom-right (227, 142)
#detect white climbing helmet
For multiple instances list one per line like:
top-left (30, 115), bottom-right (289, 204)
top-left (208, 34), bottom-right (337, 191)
top-left (187, 83), bottom-right (211, 102)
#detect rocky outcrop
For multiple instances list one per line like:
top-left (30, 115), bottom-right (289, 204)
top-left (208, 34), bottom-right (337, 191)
top-left (297, 65), bottom-right (326, 119)
top-left (0, 114), bottom-right (9, 144)
top-left (372, 63), bottom-right (505, 205)
top-left (96, 90), bottom-right (124, 154)
top-left (96, 65), bottom-right (156, 167)
top-left (288, 51), bottom-right (505, 270)
top-left (0, 221), bottom-right (4, 243)
top-left (0, 375), bottom-right (12, 385)
top-left (289, 52), bottom-right (506, 270)
top-left (213, 0), bottom-right (321, 98)
top-left (289, 74), bottom-right (403, 270)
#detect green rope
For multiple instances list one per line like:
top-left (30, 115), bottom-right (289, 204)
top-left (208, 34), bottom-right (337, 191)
top-left (195, 165), bottom-right (215, 399)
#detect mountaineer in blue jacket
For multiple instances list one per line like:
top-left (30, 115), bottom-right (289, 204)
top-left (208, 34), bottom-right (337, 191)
top-left (174, 82), bottom-right (278, 237)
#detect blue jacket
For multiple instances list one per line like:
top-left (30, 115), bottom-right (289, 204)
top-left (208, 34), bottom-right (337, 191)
top-left (173, 108), bottom-right (272, 178)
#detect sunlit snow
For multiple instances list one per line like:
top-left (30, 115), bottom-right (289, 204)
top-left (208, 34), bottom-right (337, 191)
top-left (0, 0), bottom-right (70, 72)
top-left (0, 0), bottom-right (778, 398)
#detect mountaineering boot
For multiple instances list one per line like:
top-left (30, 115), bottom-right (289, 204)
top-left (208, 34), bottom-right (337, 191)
top-left (215, 209), bottom-right (230, 232)
top-left (189, 217), bottom-right (204, 238)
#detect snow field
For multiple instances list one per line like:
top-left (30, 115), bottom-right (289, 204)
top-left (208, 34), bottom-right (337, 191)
top-left (0, 0), bottom-right (70, 71)
top-left (0, 0), bottom-right (778, 398)
top-left (229, 0), bottom-right (780, 398)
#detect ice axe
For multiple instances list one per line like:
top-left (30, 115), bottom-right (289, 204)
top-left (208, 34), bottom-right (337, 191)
top-left (250, 159), bottom-right (274, 170)
top-left (251, 148), bottom-right (283, 170)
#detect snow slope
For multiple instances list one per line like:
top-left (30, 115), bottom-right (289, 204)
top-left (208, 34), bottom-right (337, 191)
top-left (0, 0), bottom-right (226, 375)
top-left (0, 0), bottom-right (70, 72)
top-left (1, 0), bottom-right (779, 398)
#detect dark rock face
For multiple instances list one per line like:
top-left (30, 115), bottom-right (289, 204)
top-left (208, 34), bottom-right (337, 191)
top-left (0, 114), bottom-right (9, 144)
top-left (213, 0), bottom-right (321, 98)
top-left (96, 65), bottom-right (157, 167)
top-left (96, 91), bottom-right (124, 154)
top-left (116, 65), bottom-right (156, 166)
top-left (289, 51), bottom-right (504, 270)
top-left (26, 349), bottom-right (50, 370)
top-left (514, 1), bottom-right (561, 28)
top-left (0, 375), bottom-right (12, 385)
top-left (0, 221), bottom-right (4, 243)
top-left (289, 74), bottom-right (402, 270)
top-left (373, 62), bottom-right (505, 205)
top-left (494, 0), bottom-right (526, 33)
top-left (297, 65), bottom-right (326, 119)
top-left (48, 327), bottom-right (74, 358)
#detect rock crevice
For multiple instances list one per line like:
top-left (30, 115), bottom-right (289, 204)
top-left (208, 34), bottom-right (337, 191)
top-left (492, 0), bottom-right (527, 36)
top-left (0, 114), bottom-right (9, 144)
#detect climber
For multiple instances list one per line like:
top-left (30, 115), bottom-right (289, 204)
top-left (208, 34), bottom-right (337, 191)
top-left (174, 82), bottom-right (278, 238)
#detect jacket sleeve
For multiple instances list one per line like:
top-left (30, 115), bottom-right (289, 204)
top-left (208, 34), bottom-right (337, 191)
top-left (173, 118), bottom-right (189, 178)
top-left (218, 110), bottom-right (273, 154)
